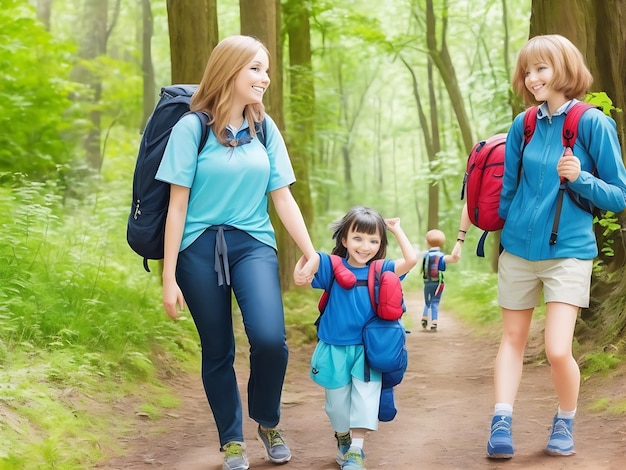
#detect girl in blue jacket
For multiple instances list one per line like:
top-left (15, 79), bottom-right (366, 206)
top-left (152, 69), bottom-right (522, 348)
top-left (486, 35), bottom-right (626, 460)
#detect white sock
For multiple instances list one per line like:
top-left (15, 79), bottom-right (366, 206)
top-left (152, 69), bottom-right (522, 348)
top-left (494, 403), bottom-right (513, 417)
top-left (557, 407), bottom-right (576, 419)
top-left (351, 438), bottom-right (364, 450)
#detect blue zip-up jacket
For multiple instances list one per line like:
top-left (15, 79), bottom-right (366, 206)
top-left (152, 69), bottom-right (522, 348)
top-left (499, 100), bottom-right (626, 261)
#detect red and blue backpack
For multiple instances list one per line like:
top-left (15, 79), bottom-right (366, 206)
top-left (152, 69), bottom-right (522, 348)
top-left (460, 101), bottom-right (597, 256)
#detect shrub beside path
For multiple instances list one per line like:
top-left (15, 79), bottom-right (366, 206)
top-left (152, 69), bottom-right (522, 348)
top-left (97, 292), bottom-right (626, 469)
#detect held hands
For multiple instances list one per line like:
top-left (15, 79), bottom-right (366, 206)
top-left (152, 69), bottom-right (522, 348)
top-left (162, 278), bottom-right (185, 319)
top-left (293, 252), bottom-right (320, 286)
top-left (557, 147), bottom-right (581, 183)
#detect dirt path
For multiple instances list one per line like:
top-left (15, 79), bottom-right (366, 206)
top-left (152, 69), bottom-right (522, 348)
top-left (97, 293), bottom-right (626, 470)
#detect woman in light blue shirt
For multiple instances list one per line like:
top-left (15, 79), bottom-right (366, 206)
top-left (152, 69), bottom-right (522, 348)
top-left (156, 35), bottom-right (319, 470)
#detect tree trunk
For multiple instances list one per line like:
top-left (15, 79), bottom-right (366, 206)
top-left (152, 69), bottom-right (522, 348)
top-left (425, 0), bottom-right (473, 154)
top-left (141, 0), bottom-right (155, 131)
top-left (166, 0), bottom-right (216, 84)
top-left (240, 0), bottom-right (297, 291)
top-left (73, 0), bottom-right (109, 173)
top-left (283, 0), bottom-right (314, 228)
top-left (36, 0), bottom-right (53, 30)
top-left (426, 59), bottom-right (441, 230)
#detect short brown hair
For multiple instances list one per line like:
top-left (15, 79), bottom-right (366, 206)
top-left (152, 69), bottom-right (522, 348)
top-left (512, 34), bottom-right (593, 106)
top-left (425, 229), bottom-right (446, 248)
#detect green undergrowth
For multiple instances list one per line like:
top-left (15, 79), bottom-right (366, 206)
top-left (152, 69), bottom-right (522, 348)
top-left (0, 174), bottom-right (201, 468)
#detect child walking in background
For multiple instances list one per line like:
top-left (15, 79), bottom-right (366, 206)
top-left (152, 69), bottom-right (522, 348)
top-left (294, 206), bottom-right (417, 470)
top-left (421, 229), bottom-right (460, 332)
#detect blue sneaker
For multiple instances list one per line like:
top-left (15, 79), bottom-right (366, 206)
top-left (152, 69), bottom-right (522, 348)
top-left (335, 432), bottom-right (352, 465)
top-left (545, 416), bottom-right (575, 456)
top-left (487, 415), bottom-right (514, 459)
top-left (257, 425), bottom-right (292, 463)
top-left (341, 446), bottom-right (365, 469)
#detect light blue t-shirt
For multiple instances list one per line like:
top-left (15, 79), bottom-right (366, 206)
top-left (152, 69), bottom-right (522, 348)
top-left (155, 113), bottom-right (295, 251)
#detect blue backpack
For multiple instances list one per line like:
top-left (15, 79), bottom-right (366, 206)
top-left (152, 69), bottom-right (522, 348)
top-left (126, 85), bottom-right (266, 271)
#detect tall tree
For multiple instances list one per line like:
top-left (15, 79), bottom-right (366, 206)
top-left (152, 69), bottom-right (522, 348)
top-left (283, 0), bottom-right (315, 228)
top-left (36, 0), bottom-right (52, 30)
top-left (240, 0), bottom-right (283, 128)
top-left (141, 0), bottom-right (155, 130)
top-left (240, 0), bottom-right (297, 290)
top-left (166, 0), bottom-right (217, 84)
top-left (423, 0), bottom-right (473, 154)
top-left (72, 0), bottom-right (112, 172)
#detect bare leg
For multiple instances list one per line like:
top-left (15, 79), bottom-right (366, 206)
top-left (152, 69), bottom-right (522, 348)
top-left (494, 308), bottom-right (533, 404)
top-left (544, 302), bottom-right (580, 411)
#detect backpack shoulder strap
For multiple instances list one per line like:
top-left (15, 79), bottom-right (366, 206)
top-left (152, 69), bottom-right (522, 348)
top-left (436, 254), bottom-right (444, 283)
top-left (421, 252), bottom-right (428, 279)
top-left (191, 111), bottom-right (210, 154)
top-left (254, 118), bottom-right (268, 147)
top-left (562, 102), bottom-right (596, 149)
top-left (367, 259), bottom-right (385, 314)
top-left (522, 106), bottom-right (539, 146)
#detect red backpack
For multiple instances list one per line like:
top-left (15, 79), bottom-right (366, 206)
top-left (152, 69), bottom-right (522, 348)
top-left (461, 102), bottom-right (596, 256)
top-left (316, 255), bottom-right (404, 321)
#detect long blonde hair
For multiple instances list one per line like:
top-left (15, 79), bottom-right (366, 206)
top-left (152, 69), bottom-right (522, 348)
top-left (512, 34), bottom-right (593, 106)
top-left (190, 35), bottom-right (269, 146)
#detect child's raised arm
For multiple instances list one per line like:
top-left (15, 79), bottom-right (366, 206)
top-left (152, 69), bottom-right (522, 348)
top-left (385, 218), bottom-right (418, 276)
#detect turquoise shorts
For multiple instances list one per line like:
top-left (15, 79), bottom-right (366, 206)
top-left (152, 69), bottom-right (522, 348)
top-left (310, 341), bottom-right (381, 389)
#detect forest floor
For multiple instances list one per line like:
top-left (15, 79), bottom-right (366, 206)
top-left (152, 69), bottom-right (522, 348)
top-left (96, 292), bottom-right (626, 470)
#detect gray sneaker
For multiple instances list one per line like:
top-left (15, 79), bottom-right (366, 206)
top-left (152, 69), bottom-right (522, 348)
top-left (257, 425), bottom-right (292, 463)
top-left (222, 442), bottom-right (249, 470)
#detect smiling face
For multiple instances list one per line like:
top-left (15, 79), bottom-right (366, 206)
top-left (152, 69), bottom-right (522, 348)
top-left (524, 59), bottom-right (567, 113)
top-left (524, 61), bottom-right (554, 102)
top-left (342, 226), bottom-right (383, 267)
top-left (233, 48), bottom-right (270, 109)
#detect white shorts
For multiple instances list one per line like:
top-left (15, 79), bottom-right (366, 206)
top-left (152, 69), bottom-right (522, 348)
top-left (324, 377), bottom-right (381, 432)
top-left (497, 250), bottom-right (592, 309)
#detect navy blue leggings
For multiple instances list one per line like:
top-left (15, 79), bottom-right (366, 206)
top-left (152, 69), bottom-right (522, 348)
top-left (176, 227), bottom-right (288, 446)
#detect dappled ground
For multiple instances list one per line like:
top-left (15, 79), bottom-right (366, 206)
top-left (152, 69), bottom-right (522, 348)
top-left (97, 293), bottom-right (626, 469)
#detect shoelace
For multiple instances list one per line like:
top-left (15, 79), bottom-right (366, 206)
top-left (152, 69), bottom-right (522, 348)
top-left (224, 443), bottom-right (244, 458)
top-left (551, 419), bottom-right (573, 438)
top-left (491, 418), bottom-right (511, 435)
top-left (266, 429), bottom-right (285, 448)
top-left (345, 451), bottom-right (364, 465)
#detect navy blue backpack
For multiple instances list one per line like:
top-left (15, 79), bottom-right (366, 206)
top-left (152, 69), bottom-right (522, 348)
top-left (127, 85), bottom-right (209, 272)
top-left (127, 85), bottom-right (266, 272)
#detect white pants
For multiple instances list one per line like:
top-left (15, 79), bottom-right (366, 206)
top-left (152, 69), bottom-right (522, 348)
top-left (325, 377), bottom-right (381, 432)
